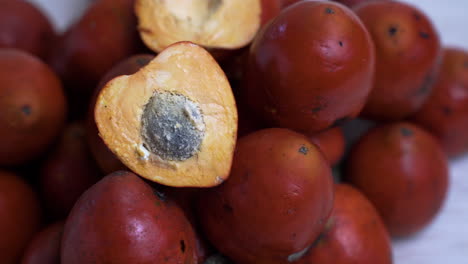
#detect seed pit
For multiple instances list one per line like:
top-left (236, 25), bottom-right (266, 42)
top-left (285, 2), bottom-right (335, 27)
top-left (141, 91), bottom-right (205, 161)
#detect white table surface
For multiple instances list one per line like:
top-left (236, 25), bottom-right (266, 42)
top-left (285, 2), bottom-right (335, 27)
top-left (27, 0), bottom-right (468, 263)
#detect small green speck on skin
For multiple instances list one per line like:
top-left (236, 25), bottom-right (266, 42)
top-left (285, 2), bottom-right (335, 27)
top-left (298, 145), bottom-right (309, 155)
top-left (325, 7), bottom-right (335, 14)
top-left (400, 127), bottom-right (413, 137)
top-left (21, 105), bottom-right (31, 116)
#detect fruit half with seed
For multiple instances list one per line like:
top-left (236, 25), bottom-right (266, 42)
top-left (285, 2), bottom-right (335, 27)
top-left (135, 0), bottom-right (261, 54)
top-left (95, 41), bottom-right (237, 187)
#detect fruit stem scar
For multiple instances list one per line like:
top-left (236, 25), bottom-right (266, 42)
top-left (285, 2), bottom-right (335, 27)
top-left (298, 145), bottom-right (309, 155)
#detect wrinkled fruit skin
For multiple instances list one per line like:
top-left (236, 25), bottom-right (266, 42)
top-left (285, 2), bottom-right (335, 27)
top-left (0, 0), bottom-right (56, 60)
top-left (87, 54), bottom-right (154, 174)
top-left (21, 221), bottom-right (64, 264)
top-left (297, 184), bottom-right (393, 264)
top-left (346, 122), bottom-right (449, 237)
top-left (411, 47), bottom-right (468, 158)
top-left (356, 0), bottom-right (442, 120)
top-left (308, 126), bottom-right (346, 166)
top-left (40, 122), bottom-right (101, 219)
top-left (61, 171), bottom-right (198, 264)
top-left (0, 49), bottom-right (66, 166)
top-left (243, 1), bottom-right (375, 134)
top-left (197, 128), bottom-right (334, 264)
top-left (0, 171), bottom-right (42, 264)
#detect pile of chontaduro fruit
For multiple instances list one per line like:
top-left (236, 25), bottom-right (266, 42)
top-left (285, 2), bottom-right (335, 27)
top-left (0, 0), bottom-right (466, 263)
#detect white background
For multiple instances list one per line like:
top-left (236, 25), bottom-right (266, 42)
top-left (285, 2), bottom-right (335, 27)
top-left (27, 0), bottom-right (468, 263)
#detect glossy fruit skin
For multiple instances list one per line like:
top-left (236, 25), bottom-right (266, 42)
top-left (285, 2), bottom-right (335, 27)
top-left (243, 1), bottom-right (375, 134)
top-left (0, 49), bottom-right (66, 166)
top-left (261, 0), bottom-right (281, 26)
top-left (356, 0), bottom-right (442, 120)
top-left (280, 0), bottom-right (303, 8)
top-left (346, 122), bottom-right (449, 237)
top-left (0, 171), bottom-right (42, 264)
top-left (297, 184), bottom-right (393, 264)
top-left (21, 221), bottom-right (64, 264)
top-left (87, 54), bottom-right (154, 174)
top-left (48, 0), bottom-right (144, 119)
top-left (40, 122), bottom-right (101, 219)
top-left (309, 126), bottom-right (346, 166)
top-left (197, 128), bottom-right (334, 264)
top-left (411, 47), bottom-right (468, 158)
top-left (0, 1), bottom-right (56, 60)
top-left (332, 0), bottom-right (376, 8)
top-left (61, 171), bottom-right (198, 264)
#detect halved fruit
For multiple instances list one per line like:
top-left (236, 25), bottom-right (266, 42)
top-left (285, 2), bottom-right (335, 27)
top-left (135, 0), bottom-right (261, 53)
top-left (94, 42), bottom-right (237, 187)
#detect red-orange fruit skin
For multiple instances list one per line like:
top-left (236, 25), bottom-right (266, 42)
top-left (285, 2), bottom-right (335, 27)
top-left (21, 221), bottom-right (64, 264)
top-left (332, 0), bottom-right (376, 8)
top-left (61, 171), bottom-right (198, 264)
top-left (346, 122), bottom-right (449, 237)
top-left (0, 49), bottom-right (66, 166)
top-left (356, 0), bottom-right (442, 120)
top-left (48, 0), bottom-right (144, 117)
top-left (87, 54), bottom-right (154, 174)
top-left (0, 171), bottom-right (42, 264)
top-left (40, 122), bottom-right (101, 219)
top-left (309, 126), bottom-right (346, 166)
top-left (197, 128), bottom-right (334, 264)
top-left (411, 47), bottom-right (468, 158)
top-left (0, 1), bottom-right (56, 60)
top-left (243, 1), bottom-right (375, 134)
top-left (280, 0), bottom-right (303, 8)
top-left (261, 0), bottom-right (281, 26)
top-left (297, 184), bottom-right (393, 264)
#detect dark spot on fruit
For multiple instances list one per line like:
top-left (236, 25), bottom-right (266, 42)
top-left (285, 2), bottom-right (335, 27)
top-left (325, 7), bottom-right (335, 14)
top-left (413, 12), bottom-right (421, 21)
top-left (135, 57), bottom-right (151, 67)
top-left (180, 240), bottom-right (185, 253)
top-left (419, 31), bottom-right (430, 39)
top-left (400, 127), bottom-right (413, 137)
top-left (223, 203), bottom-right (233, 213)
top-left (388, 25), bottom-right (398, 36)
top-left (291, 233), bottom-right (297, 238)
top-left (332, 116), bottom-right (351, 127)
top-left (21, 105), bottom-right (31, 116)
top-left (208, 0), bottom-right (223, 14)
top-left (298, 145), bottom-right (308, 155)
top-left (155, 190), bottom-right (167, 202)
top-left (339, 41), bottom-right (343, 47)
top-left (311, 106), bottom-right (324, 113)
top-left (415, 74), bottom-right (434, 96)
top-left (463, 61), bottom-right (468, 68)
top-left (442, 106), bottom-right (453, 116)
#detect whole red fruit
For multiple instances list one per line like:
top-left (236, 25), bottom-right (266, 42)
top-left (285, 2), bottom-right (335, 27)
top-left (243, 0), bottom-right (375, 133)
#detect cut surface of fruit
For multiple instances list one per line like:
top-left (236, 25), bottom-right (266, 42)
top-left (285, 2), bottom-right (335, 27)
top-left (135, 0), bottom-right (261, 52)
top-left (95, 42), bottom-right (237, 187)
